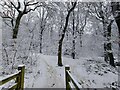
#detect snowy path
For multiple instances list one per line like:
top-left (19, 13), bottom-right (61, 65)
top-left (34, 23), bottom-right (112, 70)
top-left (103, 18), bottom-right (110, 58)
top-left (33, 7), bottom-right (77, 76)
top-left (25, 54), bottom-right (64, 88)
top-left (30, 55), bottom-right (48, 88)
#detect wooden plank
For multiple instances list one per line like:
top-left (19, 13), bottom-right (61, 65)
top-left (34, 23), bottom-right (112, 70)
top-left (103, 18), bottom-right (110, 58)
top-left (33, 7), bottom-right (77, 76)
top-left (67, 70), bottom-right (82, 89)
top-left (68, 81), bottom-right (75, 89)
top-left (9, 83), bottom-right (18, 90)
top-left (0, 71), bottom-right (20, 86)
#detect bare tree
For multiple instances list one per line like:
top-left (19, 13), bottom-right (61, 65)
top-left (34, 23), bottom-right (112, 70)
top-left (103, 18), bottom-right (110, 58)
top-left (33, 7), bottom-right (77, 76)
top-left (23, 12), bottom-right (37, 51)
top-left (58, 2), bottom-right (77, 66)
top-left (0, 0), bottom-right (41, 39)
top-left (71, 2), bottom-right (88, 59)
top-left (70, 2), bottom-right (88, 59)
top-left (72, 5), bottom-right (76, 59)
top-left (88, 2), bottom-right (115, 67)
top-left (37, 7), bottom-right (48, 53)
top-left (77, 3), bottom-right (88, 48)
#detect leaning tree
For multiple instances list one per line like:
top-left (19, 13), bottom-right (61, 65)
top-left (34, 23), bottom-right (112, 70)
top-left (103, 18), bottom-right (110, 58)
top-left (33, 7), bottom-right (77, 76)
top-left (58, 2), bottom-right (77, 66)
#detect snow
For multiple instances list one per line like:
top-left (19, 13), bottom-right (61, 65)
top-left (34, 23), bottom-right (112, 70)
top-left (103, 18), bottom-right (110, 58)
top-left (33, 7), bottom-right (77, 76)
top-left (18, 64), bottom-right (25, 67)
top-left (21, 54), bottom-right (118, 88)
top-left (0, 1), bottom-right (119, 89)
top-left (65, 65), bottom-right (70, 67)
top-left (1, 10), bottom-right (119, 88)
top-left (24, 54), bottom-right (65, 88)
top-left (0, 53), bottom-right (118, 89)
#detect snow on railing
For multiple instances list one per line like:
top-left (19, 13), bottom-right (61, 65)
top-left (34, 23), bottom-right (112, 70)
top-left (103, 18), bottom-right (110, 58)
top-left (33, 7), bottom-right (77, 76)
top-left (0, 65), bottom-right (25, 90)
top-left (65, 65), bottom-right (82, 90)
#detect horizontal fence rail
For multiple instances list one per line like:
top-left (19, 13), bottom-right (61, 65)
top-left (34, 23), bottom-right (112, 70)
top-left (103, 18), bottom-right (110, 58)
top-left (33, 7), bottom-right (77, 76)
top-left (65, 65), bottom-right (82, 90)
top-left (0, 65), bottom-right (25, 90)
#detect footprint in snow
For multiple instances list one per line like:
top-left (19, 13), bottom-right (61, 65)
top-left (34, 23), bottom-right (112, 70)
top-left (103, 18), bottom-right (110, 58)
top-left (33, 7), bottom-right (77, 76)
top-left (51, 83), bottom-right (55, 87)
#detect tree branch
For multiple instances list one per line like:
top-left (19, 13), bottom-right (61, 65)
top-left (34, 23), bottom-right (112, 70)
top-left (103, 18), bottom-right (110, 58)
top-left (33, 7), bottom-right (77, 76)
top-left (25, 5), bottom-right (42, 14)
top-left (26, 2), bottom-right (39, 6)
top-left (10, 2), bottom-right (21, 13)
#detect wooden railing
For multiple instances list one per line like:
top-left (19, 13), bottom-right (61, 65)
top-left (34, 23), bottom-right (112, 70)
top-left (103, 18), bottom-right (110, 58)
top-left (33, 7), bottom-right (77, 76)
top-left (65, 65), bottom-right (82, 90)
top-left (0, 65), bottom-right (25, 90)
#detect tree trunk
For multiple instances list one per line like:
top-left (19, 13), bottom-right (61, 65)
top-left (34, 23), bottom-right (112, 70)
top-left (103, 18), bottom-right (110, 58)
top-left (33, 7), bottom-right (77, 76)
top-left (39, 28), bottom-right (44, 53)
top-left (79, 34), bottom-right (82, 47)
top-left (58, 40), bottom-right (63, 66)
top-left (115, 15), bottom-right (120, 49)
top-left (72, 9), bottom-right (76, 59)
top-left (29, 31), bottom-right (34, 51)
top-left (103, 21), bottom-right (108, 62)
top-left (76, 3), bottom-right (82, 48)
top-left (72, 38), bottom-right (76, 59)
top-left (58, 2), bottom-right (77, 66)
top-left (107, 20), bottom-right (115, 67)
top-left (13, 13), bottom-right (23, 39)
top-left (103, 20), bottom-right (115, 67)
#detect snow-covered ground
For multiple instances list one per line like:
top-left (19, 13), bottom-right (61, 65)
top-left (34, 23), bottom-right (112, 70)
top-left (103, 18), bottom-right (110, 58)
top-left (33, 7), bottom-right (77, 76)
top-left (0, 53), bottom-right (118, 89)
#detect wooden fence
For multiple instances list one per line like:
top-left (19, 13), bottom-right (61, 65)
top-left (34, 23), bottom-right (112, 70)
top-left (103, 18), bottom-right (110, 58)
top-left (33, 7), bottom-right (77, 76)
top-left (0, 65), bottom-right (25, 90)
top-left (65, 65), bottom-right (82, 90)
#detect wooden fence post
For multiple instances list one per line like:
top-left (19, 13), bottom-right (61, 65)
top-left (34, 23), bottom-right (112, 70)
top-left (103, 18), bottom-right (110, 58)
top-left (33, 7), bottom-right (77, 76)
top-left (65, 65), bottom-right (70, 90)
top-left (15, 71), bottom-right (20, 90)
top-left (18, 65), bottom-right (25, 90)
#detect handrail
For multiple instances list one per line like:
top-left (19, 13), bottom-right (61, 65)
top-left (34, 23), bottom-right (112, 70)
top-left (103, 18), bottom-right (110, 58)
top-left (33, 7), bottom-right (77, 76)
top-left (0, 65), bottom-right (25, 90)
top-left (9, 83), bottom-right (18, 90)
top-left (65, 65), bottom-right (82, 90)
top-left (0, 71), bottom-right (20, 85)
top-left (67, 70), bottom-right (82, 89)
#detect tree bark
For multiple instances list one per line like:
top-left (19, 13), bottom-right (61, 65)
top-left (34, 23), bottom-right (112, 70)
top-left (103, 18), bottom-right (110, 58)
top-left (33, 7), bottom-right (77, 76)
top-left (39, 28), bottom-right (44, 53)
top-left (58, 2), bottom-right (77, 66)
top-left (13, 13), bottom-right (23, 39)
top-left (107, 20), bottom-right (115, 67)
top-left (103, 20), bottom-right (115, 67)
top-left (103, 20), bottom-right (108, 62)
top-left (72, 9), bottom-right (75, 59)
top-left (72, 10), bottom-right (75, 59)
top-left (114, 15), bottom-right (120, 49)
